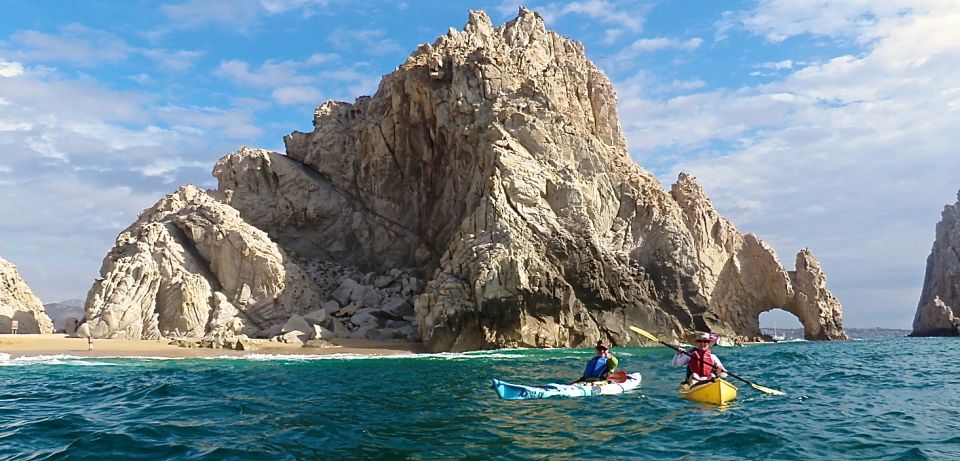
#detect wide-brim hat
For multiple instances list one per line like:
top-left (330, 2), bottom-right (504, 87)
top-left (695, 332), bottom-right (712, 341)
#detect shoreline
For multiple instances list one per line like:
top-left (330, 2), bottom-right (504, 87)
top-left (0, 334), bottom-right (428, 359)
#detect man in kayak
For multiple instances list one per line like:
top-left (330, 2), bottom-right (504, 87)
top-left (672, 332), bottom-right (727, 385)
top-left (575, 339), bottom-right (619, 383)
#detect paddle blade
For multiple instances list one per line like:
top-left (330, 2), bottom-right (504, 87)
top-left (750, 382), bottom-right (786, 396)
top-left (629, 326), bottom-right (661, 343)
top-left (607, 371), bottom-right (628, 383)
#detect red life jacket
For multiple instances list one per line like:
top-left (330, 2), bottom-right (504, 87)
top-left (687, 348), bottom-right (715, 377)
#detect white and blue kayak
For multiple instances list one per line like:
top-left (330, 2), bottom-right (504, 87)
top-left (491, 372), bottom-right (642, 400)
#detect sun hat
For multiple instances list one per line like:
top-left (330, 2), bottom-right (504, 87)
top-left (695, 332), bottom-right (712, 342)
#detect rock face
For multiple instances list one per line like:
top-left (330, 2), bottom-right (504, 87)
top-left (83, 185), bottom-right (322, 339)
top-left (0, 256), bottom-right (53, 334)
top-left (912, 190), bottom-right (960, 336)
top-left (86, 8), bottom-right (846, 349)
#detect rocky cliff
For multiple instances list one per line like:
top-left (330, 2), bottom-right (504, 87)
top-left (912, 190), bottom-right (960, 336)
top-left (0, 255), bottom-right (53, 334)
top-left (84, 8), bottom-right (846, 349)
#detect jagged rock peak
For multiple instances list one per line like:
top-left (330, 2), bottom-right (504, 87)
top-left (0, 255), bottom-right (53, 334)
top-left (911, 189), bottom-right (960, 336)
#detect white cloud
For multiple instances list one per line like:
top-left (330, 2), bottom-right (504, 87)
top-left (215, 59), bottom-right (313, 87)
top-left (756, 59), bottom-right (794, 70)
top-left (306, 53), bottom-right (338, 65)
top-left (8, 24), bottom-right (132, 66)
top-left (535, 0), bottom-right (647, 32)
top-left (143, 49), bottom-right (205, 71)
top-left (160, 0), bottom-right (265, 28)
top-left (626, 37), bottom-right (703, 53)
top-left (272, 85), bottom-right (323, 105)
top-left (260, 0), bottom-right (330, 14)
top-left (559, 0), bottom-right (644, 32)
top-left (214, 58), bottom-right (335, 105)
top-left (741, 0), bottom-right (921, 43)
top-left (130, 73), bottom-right (152, 85)
top-left (160, 0), bottom-right (333, 29)
top-left (328, 28), bottom-right (403, 55)
top-left (602, 28), bottom-right (624, 44)
top-left (0, 60), bottom-right (23, 77)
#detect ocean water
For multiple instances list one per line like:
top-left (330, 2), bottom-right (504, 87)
top-left (0, 337), bottom-right (957, 460)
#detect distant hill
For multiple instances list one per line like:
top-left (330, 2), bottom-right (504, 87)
top-left (761, 327), bottom-right (910, 340)
top-left (43, 299), bottom-right (84, 331)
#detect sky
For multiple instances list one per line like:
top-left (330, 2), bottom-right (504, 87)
top-left (1, 0), bottom-right (957, 329)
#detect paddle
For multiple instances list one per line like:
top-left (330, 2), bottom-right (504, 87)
top-left (629, 326), bottom-right (786, 396)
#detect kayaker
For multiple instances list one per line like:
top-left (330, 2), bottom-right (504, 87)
top-left (672, 332), bottom-right (727, 385)
top-left (575, 339), bottom-right (619, 383)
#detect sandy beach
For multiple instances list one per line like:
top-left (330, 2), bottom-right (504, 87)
top-left (0, 334), bottom-right (428, 359)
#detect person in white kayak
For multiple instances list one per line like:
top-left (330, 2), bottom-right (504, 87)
top-left (672, 332), bottom-right (728, 385)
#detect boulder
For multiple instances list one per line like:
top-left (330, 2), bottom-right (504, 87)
top-left (64, 317), bottom-right (79, 336)
top-left (302, 309), bottom-right (328, 326)
top-left (381, 297), bottom-right (413, 318)
top-left (281, 330), bottom-right (309, 344)
top-left (282, 314), bottom-right (312, 334)
top-left (331, 279), bottom-right (359, 306)
top-left (311, 324), bottom-right (334, 340)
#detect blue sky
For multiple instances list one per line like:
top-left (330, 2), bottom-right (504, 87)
top-left (1, 0), bottom-right (958, 329)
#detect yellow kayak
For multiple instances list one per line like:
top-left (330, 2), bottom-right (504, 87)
top-left (678, 378), bottom-right (738, 405)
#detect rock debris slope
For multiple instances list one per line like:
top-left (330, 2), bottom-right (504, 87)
top-left (912, 190), bottom-right (960, 336)
top-left (85, 9), bottom-right (846, 350)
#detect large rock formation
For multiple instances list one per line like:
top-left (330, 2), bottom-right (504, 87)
top-left (0, 256), bottom-right (53, 334)
top-left (912, 190), bottom-right (960, 336)
top-left (85, 8), bottom-right (846, 349)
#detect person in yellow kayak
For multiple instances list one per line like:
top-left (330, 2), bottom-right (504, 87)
top-left (575, 339), bottom-right (619, 383)
top-left (672, 332), bottom-right (727, 385)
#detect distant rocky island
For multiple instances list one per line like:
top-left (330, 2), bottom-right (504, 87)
top-left (762, 327), bottom-right (909, 340)
top-left (7, 9), bottom-right (850, 351)
top-left (911, 190), bottom-right (960, 336)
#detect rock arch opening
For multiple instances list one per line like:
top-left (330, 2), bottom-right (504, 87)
top-left (759, 308), bottom-right (802, 341)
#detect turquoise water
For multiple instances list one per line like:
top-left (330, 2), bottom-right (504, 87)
top-left (1, 337), bottom-right (957, 460)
